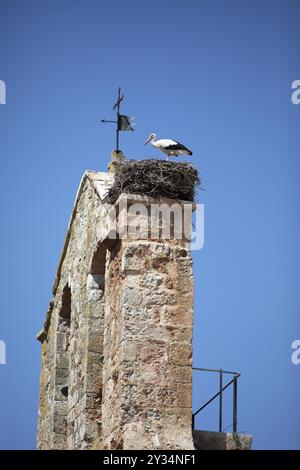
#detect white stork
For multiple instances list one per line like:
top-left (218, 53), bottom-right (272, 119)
top-left (145, 133), bottom-right (193, 160)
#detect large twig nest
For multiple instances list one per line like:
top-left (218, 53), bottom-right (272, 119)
top-left (104, 159), bottom-right (200, 204)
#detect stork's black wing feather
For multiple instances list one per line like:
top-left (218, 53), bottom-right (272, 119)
top-left (165, 140), bottom-right (193, 155)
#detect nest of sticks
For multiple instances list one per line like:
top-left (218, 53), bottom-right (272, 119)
top-left (104, 159), bottom-right (200, 204)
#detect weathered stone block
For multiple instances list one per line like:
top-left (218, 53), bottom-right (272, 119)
top-left (53, 414), bottom-right (67, 434)
top-left (169, 365), bottom-right (192, 384)
top-left (55, 367), bottom-right (69, 385)
top-left (176, 383), bottom-right (192, 407)
top-left (161, 306), bottom-right (193, 327)
top-left (169, 343), bottom-right (192, 366)
top-left (56, 332), bottom-right (68, 351)
top-left (138, 343), bottom-right (166, 363)
top-left (193, 430), bottom-right (252, 450)
top-left (56, 353), bottom-right (69, 370)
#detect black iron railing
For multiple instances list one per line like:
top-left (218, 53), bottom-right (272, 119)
top-left (192, 367), bottom-right (241, 433)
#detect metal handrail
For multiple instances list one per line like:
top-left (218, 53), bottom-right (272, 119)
top-left (192, 367), bottom-right (241, 433)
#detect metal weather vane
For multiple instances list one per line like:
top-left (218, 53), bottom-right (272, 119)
top-left (101, 87), bottom-right (135, 151)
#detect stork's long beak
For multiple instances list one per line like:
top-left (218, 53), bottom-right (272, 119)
top-left (144, 137), bottom-right (151, 145)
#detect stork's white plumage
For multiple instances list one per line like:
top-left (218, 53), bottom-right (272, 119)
top-left (145, 133), bottom-right (193, 160)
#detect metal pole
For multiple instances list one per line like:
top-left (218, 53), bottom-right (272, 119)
top-left (192, 414), bottom-right (195, 430)
top-left (193, 376), bottom-right (237, 418)
top-left (233, 376), bottom-right (238, 433)
top-left (116, 87), bottom-right (120, 151)
top-left (219, 369), bottom-right (223, 432)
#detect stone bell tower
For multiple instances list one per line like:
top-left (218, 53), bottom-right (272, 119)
top-left (37, 152), bottom-right (196, 450)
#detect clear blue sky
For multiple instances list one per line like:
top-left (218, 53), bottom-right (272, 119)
top-left (0, 0), bottom-right (299, 450)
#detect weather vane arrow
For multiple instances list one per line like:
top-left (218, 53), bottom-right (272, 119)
top-left (101, 87), bottom-right (135, 151)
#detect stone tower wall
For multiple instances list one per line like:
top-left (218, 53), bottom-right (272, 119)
top-left (37, 171), bottom-right (195, 450)
top-left (102, 239), bottom-right (194, 449)
top-left (37, 173), bottom-right (112, 449)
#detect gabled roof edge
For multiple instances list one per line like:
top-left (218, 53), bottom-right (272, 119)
top-left (51, 172), bottom-right (99, 296)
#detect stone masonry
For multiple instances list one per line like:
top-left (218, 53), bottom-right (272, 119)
top-left (37, 156), bottom-right (195, 450)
